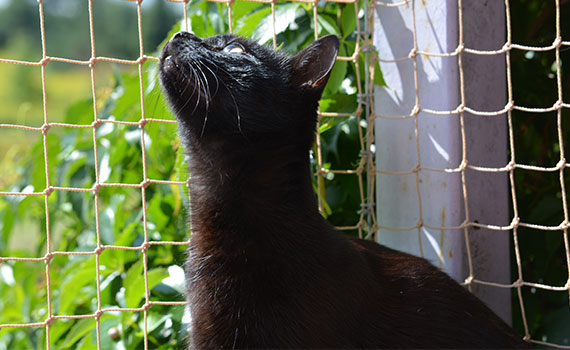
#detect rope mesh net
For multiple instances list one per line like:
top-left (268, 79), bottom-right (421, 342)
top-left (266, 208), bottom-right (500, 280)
top-left (0, 0), bottom-right (568, 348)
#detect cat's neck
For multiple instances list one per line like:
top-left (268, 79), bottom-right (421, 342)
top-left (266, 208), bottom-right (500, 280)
top-left (185, 137), bottom-right (323, 248)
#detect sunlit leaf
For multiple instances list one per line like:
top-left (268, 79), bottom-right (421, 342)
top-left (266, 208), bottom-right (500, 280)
top-left (253, 3), bottom-right (301, 44)
top-left (340, 3), bottom-right (357, 39)
top-left (236, 7), bottom-right (272, 39)
top-left (316, 13), bottom-right (340, 36)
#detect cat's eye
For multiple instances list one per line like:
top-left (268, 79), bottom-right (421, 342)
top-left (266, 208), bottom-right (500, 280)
top-left (223, 43), bottom-right (246, 54)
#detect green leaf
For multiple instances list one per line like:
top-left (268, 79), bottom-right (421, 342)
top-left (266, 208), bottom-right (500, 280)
top-left (319, 117), bottom-right (349, 134)
top-left (373, 60), bottom-right (386, 86)
top-left (99, 221), bottom-right (139, 272)
top-left (58, 259), bottom-right (96, 315)
top-left (324, 43), bottom-right (348, 95)
top-left (97, 314), bottom-right (121, 350)
top-left (49, 319), bottom-right (74, 345)
top-left (60, 318), bottom-right (96, 349)
top-left (236, 7), bottom-right (272, 39)
top-left (316, 13), bottom-right (340, 36)
top-left (124, 259), bottom-right (168, 308)
top-left (147, 193), bottom-right (170, 232)
top-left (76, 331), bottom-right (97, 350)
top-left (356, 50), bottom-right (387, 88)
top-left (190, 14), bottom-right (210, 38)
top-left (231, 1), bottom-right (265, 26)
top-left (340, 3), bottom-right (357, 39)
top-left (124, 258), bottom-right (144, 306)
top-left (252, 3), bottom-right (301, 44)
top-left (141, 313), bottom-right (169, 334)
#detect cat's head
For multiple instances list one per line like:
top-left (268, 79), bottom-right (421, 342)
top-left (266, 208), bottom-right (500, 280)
top-left (158, 32), bottom-right (339, 152)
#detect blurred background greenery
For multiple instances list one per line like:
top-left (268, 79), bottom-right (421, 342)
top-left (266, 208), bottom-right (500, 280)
top-left (0, 0), bottom-right (568, 349)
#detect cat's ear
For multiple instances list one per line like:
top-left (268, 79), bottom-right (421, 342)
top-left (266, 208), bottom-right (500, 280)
top-left (291, 35), bottom-right (339, 93)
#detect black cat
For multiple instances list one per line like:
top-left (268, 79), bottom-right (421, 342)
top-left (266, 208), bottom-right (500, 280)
top-left (158, 32), bottom-right (528, 349)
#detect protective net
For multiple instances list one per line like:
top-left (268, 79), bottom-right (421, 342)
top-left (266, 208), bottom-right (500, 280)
top-left (0, 0), bottom-right (568, 348)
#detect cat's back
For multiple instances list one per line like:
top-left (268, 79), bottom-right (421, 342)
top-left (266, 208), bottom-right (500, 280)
top-left (347, 236), bottom-right (529, 348)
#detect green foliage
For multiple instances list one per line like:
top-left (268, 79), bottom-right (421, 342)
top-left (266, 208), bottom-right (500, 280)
top-left (0, 57), bottom-right (189, 348)
top-left (0, 2), bottom-right (367, 349)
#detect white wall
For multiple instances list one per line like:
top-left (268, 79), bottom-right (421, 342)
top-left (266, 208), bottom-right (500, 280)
top-left (373, 0), bottom-right (511, 324)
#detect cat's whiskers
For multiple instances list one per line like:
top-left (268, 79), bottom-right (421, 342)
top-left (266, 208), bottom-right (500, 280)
top-left (201, 58), bottom-right (244, 136)
top-left (198, 61), bottom-right (220, 98)
top-left (186, 63), bottom-right (203, 116)
top-left (194, 63), bottom-right (212, 137)
top-left (203, 58), bottom-right (246, 90)
top-left (172, 60), bottom-right (200, 117)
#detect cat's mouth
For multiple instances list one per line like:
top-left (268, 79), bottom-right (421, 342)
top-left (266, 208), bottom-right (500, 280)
top-left (159, 41), bottom-right (183, 79)
top-left (159, 37), bottom-right (213, 114)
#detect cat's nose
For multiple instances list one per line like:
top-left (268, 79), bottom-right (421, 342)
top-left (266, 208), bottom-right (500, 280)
top-left (171, 31), bottom-right (198, 42)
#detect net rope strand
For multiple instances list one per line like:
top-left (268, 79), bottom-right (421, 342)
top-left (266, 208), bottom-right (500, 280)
top-left (0, 0), bottom-right (568, 349)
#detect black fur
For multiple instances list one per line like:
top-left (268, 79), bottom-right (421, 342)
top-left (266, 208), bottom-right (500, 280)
top-left (158, 32), bottom-right (529, 349)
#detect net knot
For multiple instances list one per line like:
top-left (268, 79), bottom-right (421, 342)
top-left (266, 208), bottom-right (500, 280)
top-left (91, 119), bottom-right (102, 129)
top-left (44, 186), bottom-right (55, 197)
top-left (459, 159), bottom-right (468, 171)
top-left (408, 48), bottom-right (417, 59)
top-left (94, 310), bottom-right (104, 320)
top-left (411, 104), bottom-right (421, 116)
top-left (91, 183), bottom-right (102, 195)
top-left (88, 57), bottom-right (97, 69)
top-left (141, 242), bottom-right (151, 252)
top-left (41, 123), bottom-right (51, 135)
top-left (505, 160), bottom-right (516, 171)
top-left (45, 315), bottom-right (55, 327)
top-left (463, 275), bottom-right (474, 285)
top-left (510, 216), bottom-right (520, 228)
top-left (143, 302), bottom-right (152, 312)
top-left (40, 57), bottom-right (50, 66)
top-left (93, 246), bottom-right (105, 255)
top-left (44, 252), bottom-right (54, 264)
top-left (141, 178), bottom-right (151, 189)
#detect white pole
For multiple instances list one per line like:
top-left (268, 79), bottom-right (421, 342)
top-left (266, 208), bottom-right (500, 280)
top-left (373, 1), bottom-right (511, 324)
